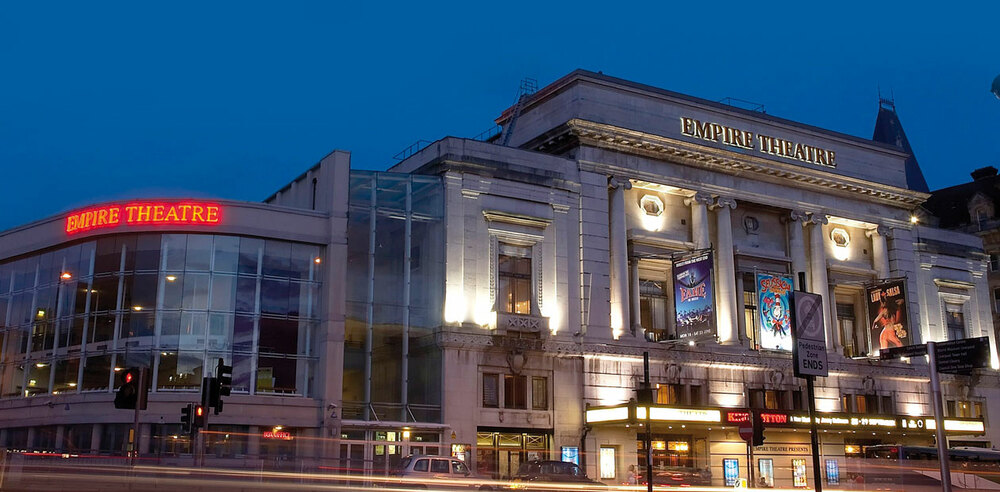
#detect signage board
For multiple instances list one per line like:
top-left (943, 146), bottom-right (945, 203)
top-left (738, 421), bottom-right (753, 442)
top-left (866, 280), bottom-right (911, 352)
top-left (936, 337), bottom-right (991, 375)
top-left (880, 343), bottom-right (927, 360)
top-left (825, 459), bottom-right (840, 485)
top-left (673, 252), bottom-right (715, 340)
top-left (791, 291), bottom-right (828, 377)
top-left (756, 273), bottom-right (794, 351)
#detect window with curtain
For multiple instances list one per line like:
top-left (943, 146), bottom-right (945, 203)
top-left (498, 244), bottom-right (531, 315)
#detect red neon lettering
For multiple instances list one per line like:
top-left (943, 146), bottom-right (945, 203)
top-left (760, 413), bottom-right (788, 424)
top-left (66, 201), bottom-right (223, 234)
top-left (727, 411), bottom-right (751, 423)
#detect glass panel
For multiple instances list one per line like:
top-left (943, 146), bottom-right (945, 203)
top-left (53, 357), bottom-right (80, 393)
top-left (262, 241), bottom-right (292, 278)
top-left (134, 234), bottom-right (161, 271)
top-left (185, 235), bottom-right (213, 271)
top-left (157, 351), bottom-right (203, 390)
top-left (256, 356), bottom-right (298, 394)
top-left (212, 236), bottom-right (240, 274)
top-left (260, 279), bottom-right (289, 316)
top-left (483, 373), bottom-right (498, 408)
top-left (235, 277), bottom-right (257, 313)
top-left (238, 238), bottom-right (262, 275)
top-left (258, 318), bottom-right (298, 354)
top-left (181, 273), bottom-right (210, 311)
top-left (211, 275), bottom-right (236, 312)
top-left (81, 355), bottom-right (112, 392)
top-left (25, 362), bottom-right (50, 396)
top-left (532, 377), bottom-right (547, 410)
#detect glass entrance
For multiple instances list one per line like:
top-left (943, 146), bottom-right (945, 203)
top-left (475, 430), bottom-right (551, 479)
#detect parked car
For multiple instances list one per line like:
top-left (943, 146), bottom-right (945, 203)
top-left (506, 460), bottom-right (606, 489)
top-left (385, 454), bottom-right (496, 490)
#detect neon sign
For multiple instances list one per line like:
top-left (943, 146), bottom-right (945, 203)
top-left (726, 411), bottom-right (751, 423)
top-left (262, 431), bottom-right (292, 440)
top-left (66, 201), bottom-right (222, 234)
top-left (759, 413), bottom-right (789, 424)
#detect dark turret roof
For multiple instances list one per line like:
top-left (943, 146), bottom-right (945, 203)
top-left (872, 102), bottom-right (930, 193)
top-left (924, 166), bottom-right (1000, 228)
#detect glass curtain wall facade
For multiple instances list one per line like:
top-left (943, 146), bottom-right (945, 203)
top-left (0, 233), bottom-right (321, 400)
top-left (343, 172), bottom-right (445, 423)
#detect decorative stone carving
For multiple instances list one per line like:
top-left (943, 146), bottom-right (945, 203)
top-left (608, 176), bottom-right (633, 190)
top-left (684, 192), bottom-right (714, 207)
top-left (713, 196), bottom-right (737, 210)
top-left (507, 350), bottom-right (527, 374)
top-left (665, 363), bottom-right (682, 383)
top-left (767, 369), bottom-right (785, 389)
top-left (862, 376), bottom-right (876, 395)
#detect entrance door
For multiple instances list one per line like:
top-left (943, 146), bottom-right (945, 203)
top-left (498, 448), bottom-right (522, 479)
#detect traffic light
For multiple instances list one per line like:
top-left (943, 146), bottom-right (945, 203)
top-left (193, 404), bottom-right (206, 429)
top-left (114, 367), bottom-right (150, 410)
top-left (752, 414), bottom-right (766, 447)
top-left (217, 358), bottom-right (232, 397)
top-left (180, 403), bottom-right (194, 433)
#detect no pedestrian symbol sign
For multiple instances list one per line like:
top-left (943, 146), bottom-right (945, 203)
top-left (791, 291), bottom-right (828, 377)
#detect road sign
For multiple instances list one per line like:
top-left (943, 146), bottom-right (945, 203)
top-left (739, 421), bottom-right (753, 442)
top-left (936, 336), bottom-right (991, 374)
top-left (880, 343), bottom-right (928, 360)
top-left (791, 291), bottom-right (828, 377)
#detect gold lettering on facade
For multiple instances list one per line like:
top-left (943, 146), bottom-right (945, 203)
top-left (680, 117), bottom-right (837, 168)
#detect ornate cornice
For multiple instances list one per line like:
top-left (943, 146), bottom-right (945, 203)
top-left (556, 119), bottom-right (929, 208)
top-left (684, 192), bottom-right (714, 207)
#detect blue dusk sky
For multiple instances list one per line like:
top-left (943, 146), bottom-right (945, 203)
top-left (2, 2), bottom-right (998, 230)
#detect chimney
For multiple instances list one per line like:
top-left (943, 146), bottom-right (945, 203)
top-left (971, 166), bottom-right (998, 181)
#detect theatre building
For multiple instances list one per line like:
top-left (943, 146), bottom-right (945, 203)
top-left (0, 70), bottom-right (997, 487)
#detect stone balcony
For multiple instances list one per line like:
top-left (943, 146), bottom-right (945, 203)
top-left (496, 312), bottom-right (549, 337)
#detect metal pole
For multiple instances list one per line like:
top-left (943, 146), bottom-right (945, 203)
top-left (806, 376), bottom-right (823, 492)
top-left (798, 271), bottom-right (823, 492)
top-left (643, 352), bottom-right (653, 492)
top-left (928, 342), bottom-right (952, 492)
top-left (748, 419), bottom-right (755, 488)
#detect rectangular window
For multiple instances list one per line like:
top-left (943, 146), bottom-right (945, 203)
top-left (689, 385), bottom-right (702, 406)
top-left (482, 373), bottom-right (499, 408)
top-left (837, 303), bottom-right (865, 358)
top-left (498, 244), bottom-right (532, 314)
top-left (503, 374), bottom-right (526, 409)
top-left (881, 395), bottom-right (893, 414)
top-left (764, 390), bottom-right (784, 410)
top-left (990, 254), bottom-right (1000, 272)
top-left (947, 400), bottom-right (957, 417)
top-left (742, 274), bottom-right (759, 349)
top-left (946, 303), bottom-right (966, 340)
top-left (974, 401), bottom-right (984, 418)
top-left (792, 390), bottom-right (804, 411)
top-left (599, 446), bottom-right (616, 479)
top-left (657, 384), bottom-right (682, 405)
top-left (531, 377), bottom-right (547, 410)
top-left (639, 279), bottom-right (669, 341)
top-left (994, 288), bottom-right (1000, 313)
top-left (855, 395), bottom-right (868, 414)
top-left (749, 389), bottom-right (765, 409)
top-left (842, 394), bottom-right (852, 412)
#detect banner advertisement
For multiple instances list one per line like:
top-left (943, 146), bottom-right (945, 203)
top-left (756, 273), bottom-right (794, 351)
top-left (866, 280), bottom-right (910, 351)
top-left (673, 251), bottom-right (715, 340)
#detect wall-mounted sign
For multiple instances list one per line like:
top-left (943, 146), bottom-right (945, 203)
top-left (65, 201), bottom-right (222, 235)
top-left (792, 459), bottom-right (808, 487)
top-left (791, 290), bottom-right (828, 377)
top-left (673, 251), bottom-right (715, 340)
top-left (756, 274), bottom-right (793, 351)
top-left (866, 280), bottom-right (910, 351)
top-left (679, 117), bottom-right (837, 168)
top-left (825, 459), bottom-right (840, 485)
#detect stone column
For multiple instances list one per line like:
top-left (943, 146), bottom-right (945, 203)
top-left (807, 214), bottom-right (838, 350)
top-left (90, 423), bottom-right (102, 453)
top-left (867, 226), bottom-right (892, 279)
top-left (685, 192), bottom-right (713, 249)
top-left (787, 211), bottom-right (810, 290)
top-left (608, 176), bottom-right (632, 339)
top-left (713, 197), bottom-right (739, 344)
top-left (630, 256), bottom-right (642, 338)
